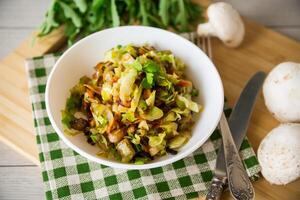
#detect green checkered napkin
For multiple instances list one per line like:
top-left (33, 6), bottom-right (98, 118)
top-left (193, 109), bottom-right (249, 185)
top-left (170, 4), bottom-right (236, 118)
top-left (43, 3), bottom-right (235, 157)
top-left (26, 53), bottom-right (261, 200)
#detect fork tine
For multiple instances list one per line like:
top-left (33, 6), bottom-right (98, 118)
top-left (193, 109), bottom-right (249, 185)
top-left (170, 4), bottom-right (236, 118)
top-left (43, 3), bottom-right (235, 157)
top-left (207, 36), bottom-right (212, 59)
top-left (191, 32), bottom-right (195, 45)
top-left (184, 32), bottom-right (212, 59)
top-left (201, 37), bottom-right (206, 53)
top-left (197, 36), bottom-right (202, 51)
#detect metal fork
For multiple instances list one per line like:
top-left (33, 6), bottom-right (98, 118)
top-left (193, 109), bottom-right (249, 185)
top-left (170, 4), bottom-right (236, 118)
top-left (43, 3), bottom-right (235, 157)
top-left (181, 32), bottom-right (213, 58)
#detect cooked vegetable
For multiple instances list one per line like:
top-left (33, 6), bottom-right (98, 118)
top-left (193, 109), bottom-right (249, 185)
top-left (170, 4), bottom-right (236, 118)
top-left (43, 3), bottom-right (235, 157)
top-left (70, 118), bottom-right (88, 131)
top-left (116, 139), bottom-right (135, 163)
top-left (39, 0), bottom-right (203, 45)
top-left (62, 44), bottom-right (201, 163)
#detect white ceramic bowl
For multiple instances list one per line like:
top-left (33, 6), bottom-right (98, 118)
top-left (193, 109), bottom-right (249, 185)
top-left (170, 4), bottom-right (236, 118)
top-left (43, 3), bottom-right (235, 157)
top-left (46, 26), bottom-right (224, 169)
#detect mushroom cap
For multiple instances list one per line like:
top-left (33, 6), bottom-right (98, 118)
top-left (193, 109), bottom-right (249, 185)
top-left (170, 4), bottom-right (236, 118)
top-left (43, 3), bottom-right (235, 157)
top-left (263, 62), bottom-right (300, 122)
top-left (207, 2), bottom-right (245, 47)
top-left (258, 123), bottom-right (300, 185)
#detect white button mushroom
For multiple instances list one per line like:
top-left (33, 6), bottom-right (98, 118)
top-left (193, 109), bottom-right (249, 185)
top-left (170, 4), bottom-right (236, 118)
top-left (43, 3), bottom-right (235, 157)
top-left (197, 2), bottom-right (245, 48)
top-left (263, 62), bottom-right (300, 122)
top-left (258, 123), bottom-right (300, 185)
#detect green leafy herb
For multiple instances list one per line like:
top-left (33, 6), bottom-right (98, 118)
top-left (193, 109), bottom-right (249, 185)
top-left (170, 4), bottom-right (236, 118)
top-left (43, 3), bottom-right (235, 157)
top-left (159, 0), bottom-right (170, 26)
top-left (111, 0), bottom-right (120, 27)
top-left (57, 1), bottom-right (82, 28)
top-left (131, 59), bottom-right (143, 71)
top-left (74, 0), bottom-right (87, 13)
top-left (143, 60), bottom-right (159, 73)
top-left (141, 77), bottom-right (152, 89)
top-left (38, 0), bottom-right (203, 45)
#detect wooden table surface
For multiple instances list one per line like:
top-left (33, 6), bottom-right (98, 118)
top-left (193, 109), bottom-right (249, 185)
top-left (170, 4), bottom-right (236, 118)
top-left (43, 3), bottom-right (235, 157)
top-left (0, 0), bottom-right (300, 199)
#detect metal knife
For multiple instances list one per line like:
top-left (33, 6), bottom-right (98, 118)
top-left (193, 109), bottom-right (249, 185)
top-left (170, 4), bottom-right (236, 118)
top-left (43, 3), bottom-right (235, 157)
top-left (206, 71), bottom-right (266, 200)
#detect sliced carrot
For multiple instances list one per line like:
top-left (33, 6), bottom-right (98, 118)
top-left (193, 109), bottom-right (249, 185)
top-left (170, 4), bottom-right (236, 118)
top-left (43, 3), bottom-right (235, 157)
top-left (177, 79), bottom-right (192, 87)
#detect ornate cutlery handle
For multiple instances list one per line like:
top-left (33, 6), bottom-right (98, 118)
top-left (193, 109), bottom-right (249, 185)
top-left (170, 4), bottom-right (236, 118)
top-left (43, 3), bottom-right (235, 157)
top-left (206, 177), bottom-right (227, 200)
top-left (220, 113), bottom-right (255, 200)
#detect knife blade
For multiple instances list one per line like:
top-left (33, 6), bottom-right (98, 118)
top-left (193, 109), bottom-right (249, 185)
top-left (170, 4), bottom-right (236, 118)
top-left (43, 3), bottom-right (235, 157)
top-left (206, 71), bottom-right (266, 200)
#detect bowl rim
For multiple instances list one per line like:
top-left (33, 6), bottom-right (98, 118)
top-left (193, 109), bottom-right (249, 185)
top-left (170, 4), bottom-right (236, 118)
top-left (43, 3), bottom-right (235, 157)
top-left (45, 25), bottom-right (224, 169)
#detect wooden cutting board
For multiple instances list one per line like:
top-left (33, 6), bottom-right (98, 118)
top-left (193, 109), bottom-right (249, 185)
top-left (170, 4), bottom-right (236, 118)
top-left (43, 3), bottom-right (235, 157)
top-left (0, 2), bottom-right (300, 200)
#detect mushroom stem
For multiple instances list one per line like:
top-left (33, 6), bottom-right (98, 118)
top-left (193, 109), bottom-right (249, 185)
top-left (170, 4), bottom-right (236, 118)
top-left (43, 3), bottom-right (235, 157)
top-left (196, 2), bottom-right (245, 48)
top-left (197, 23), bottom-right (217, 37)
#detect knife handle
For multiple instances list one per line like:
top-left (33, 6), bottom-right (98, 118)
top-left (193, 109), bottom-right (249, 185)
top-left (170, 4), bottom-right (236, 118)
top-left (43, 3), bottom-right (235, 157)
top-left (220, 113), bottom-right (255, 200)
top-left (206, 177), bottom-right (227, 200)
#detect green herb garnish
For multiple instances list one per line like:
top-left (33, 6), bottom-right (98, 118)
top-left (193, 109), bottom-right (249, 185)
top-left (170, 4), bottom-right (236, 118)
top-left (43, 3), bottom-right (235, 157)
top-left (38, 0), bottom-right (203, 45)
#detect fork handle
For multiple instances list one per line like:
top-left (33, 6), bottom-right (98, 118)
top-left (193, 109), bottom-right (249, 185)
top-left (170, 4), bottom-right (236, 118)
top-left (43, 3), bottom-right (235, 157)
top-left (206, 177), bottom-right (227, 200)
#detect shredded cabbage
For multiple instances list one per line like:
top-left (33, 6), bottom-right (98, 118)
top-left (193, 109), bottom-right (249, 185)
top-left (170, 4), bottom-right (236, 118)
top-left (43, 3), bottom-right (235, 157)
top-left (168, 134), bottom-right (189, 149)
top-left (119, 68), bottom-right (138, 103)
top-left (101, 82), bottom-right (112, 102)
top-left (62, 44), bottom-right (202, 164)
top-left (177, 95), bottom-right (200, 113)
top-left (142, 106), bottom-right (164, 121)
top-left (145, 90), bottom-right (156, 107)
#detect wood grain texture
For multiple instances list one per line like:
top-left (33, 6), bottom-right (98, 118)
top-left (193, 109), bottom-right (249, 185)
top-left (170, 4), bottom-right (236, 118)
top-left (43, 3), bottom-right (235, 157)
top-left (204, 18), bottom-right (300, 200)
top-left (0, 167), bottom-right (44, 200)
top-left (1, 0), bottom-right (300, 199)
top-left (0, 26), bottom-right (66, 166)
top-left (1, 18), bottom-right (300, 200)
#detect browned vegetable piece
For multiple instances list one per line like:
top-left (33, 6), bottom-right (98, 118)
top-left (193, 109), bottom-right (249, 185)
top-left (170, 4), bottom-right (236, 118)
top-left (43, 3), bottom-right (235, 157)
top-left (127, 125), bottom-right (136, 135)
top-left (70, 118), bottom-right (88, 131)
top-left (149, 147), bottom-right (160, 157)
top-left (84, 84), bottom-right (101, 94)
top-left (107, 129), bottom-right (124, 143)
top-left (116, 139), bottom-right (135, 163)
top-left (107, 117), bottom-right (116, 133)
top-left (143, 89), bottom-right (151, 99)
top-left (177, 79), bottom-right (192, 87)
top-left (89, 119), bottom-right (96, 127)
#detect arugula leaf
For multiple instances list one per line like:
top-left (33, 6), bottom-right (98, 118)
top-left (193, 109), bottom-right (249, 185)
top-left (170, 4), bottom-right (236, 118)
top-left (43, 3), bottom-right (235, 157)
top-left (57, 1), bottom-right (82, 28)
top-left (92, 0), bottom-right (106, 11)
top-left (38, 0), bottom-right (203, 45)
top-left (74, 0), bottom-right (88, 13)
top-left (139, 0), bottom-right (149, 26)
top-left (65, 21), bottom-right (80, 46)
top-left (111, 0), bottom-right (120, 27)
top-left (176, 0), bottom-right (188, 31)
top-left (159, 0), bottom-right (170, 26)
top-left (39, 1), bottom-right (59, 36)
top-left (124, 0), bottom-right (137, 24)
